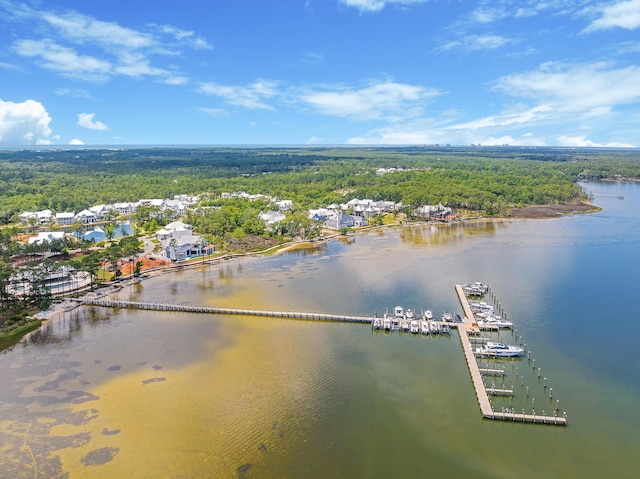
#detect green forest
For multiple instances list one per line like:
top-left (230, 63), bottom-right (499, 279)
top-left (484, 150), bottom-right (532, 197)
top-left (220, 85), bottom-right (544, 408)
top-left (2, 145), bottom-right (639, 224)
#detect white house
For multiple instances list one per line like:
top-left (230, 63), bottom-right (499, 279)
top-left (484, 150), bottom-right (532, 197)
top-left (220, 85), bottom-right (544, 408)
top-left (275, 200), bottom-right (294, 212)
top-left (259, 211), bottom-right (286, 227)
top-left (112, 202), bottom-right (136, 215)
top-left (76, 209), bottom-right (97, 224)
top-left (156, 221), bottom-right (209, 261)
top-left (89, 204), bottom-right (111, 219)
top-left (20, 210), bottom-right (53, 224)
top-left (28, 231), bottom-right (66, 245)
top-left (55, 212), bottom-right (76, 225)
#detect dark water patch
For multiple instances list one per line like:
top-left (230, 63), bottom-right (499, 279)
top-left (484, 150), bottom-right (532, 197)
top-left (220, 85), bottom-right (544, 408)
top-left (94, 359), bottom-right (102, 364)
top-left (107, 365), bottom-right (121, 372)
top-left (142, 377), bottom-right (166, 385)
top-left (258, 442), bottom-right (266, 451)
top-left (152, 364), bottom-right (163, 370)
top-left (102, 427), bottom-right (121, 436)
top-left (137, 361), bottom-right (148, 365)
top-left (237, 463), bottom-right (252, 478)
top-left (35, 370), bottom-right (82, 392)
top-left (27, 390), bottom-right (99, 407)
top-left (80, 446), bottom-right (119, 466)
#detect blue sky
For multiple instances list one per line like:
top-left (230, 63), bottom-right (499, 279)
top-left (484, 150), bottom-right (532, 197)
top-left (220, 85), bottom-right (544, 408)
top-left (1, 0), bottom-right (639, 147)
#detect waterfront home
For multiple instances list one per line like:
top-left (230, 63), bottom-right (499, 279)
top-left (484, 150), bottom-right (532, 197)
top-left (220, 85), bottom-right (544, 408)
top-left (89, 204), bottom-right (111, 219)
top-left (55, 212), bottom-right (76, 225)
top-left (156, 221), bottom-right (210, 261)
top-left (20, 209), bottom-right (53, 225)
top-left (112, 202), bottom-right (136, 216)
top-left (324, 213), bottom-right (356, 230)
top-left (76, 209), bottom-right (97, 224)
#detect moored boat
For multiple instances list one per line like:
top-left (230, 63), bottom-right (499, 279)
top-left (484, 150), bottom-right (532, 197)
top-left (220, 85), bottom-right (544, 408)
top-left (421, 320), bottom-right (430, 334)
top-left (475, 342), bottom-right (524, 357)
top-left (394, 305), bottom-right (404, 319)
top-left (410, 320), bottom-right (420, 334)
top-left (422, 309), bottom-right (433, 320)
top-left (372, 317), bottom-right (382, 329)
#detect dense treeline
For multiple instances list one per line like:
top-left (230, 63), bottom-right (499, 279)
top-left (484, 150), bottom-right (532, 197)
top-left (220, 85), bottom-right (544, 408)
top-left (1, 146), bottom-right (639, 224)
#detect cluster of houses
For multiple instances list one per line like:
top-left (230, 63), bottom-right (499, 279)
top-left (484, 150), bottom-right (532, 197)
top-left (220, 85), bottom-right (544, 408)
top-left (19, 190), bottom-right (453, 262)
top-left (19, 195), bottom-right (199, 226)
top-left (308, 198), bottom-right (399, 230)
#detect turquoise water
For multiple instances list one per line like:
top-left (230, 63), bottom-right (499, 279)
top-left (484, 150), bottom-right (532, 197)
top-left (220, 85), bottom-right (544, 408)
top-left (1, 181), bottom-right (639, 478)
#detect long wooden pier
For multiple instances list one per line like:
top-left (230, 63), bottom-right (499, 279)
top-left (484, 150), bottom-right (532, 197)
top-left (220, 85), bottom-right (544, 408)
top-left (80, 298), bottom-right (374, 323)
top-left (454, 284), bottom-right (567, 426)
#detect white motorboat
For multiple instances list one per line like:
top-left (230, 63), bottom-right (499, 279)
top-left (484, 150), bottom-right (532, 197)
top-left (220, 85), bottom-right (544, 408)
top-left (421, 321), bottom-right (430, 334)
top-left (372, 318), bottom-right (382, 329)
top-left (480, 316), bottom-right (513, 329)
top-left (406, 309), bottom-right (415, 320)
top-left (410, 320), bottom-right (420, 334)
top-left (429, 320), bottom-right (439, 333)
top-left (401, 318), bottom-right (411, 331)
top-left (442, 312), bottom-right (454, 322)
top-left (463, 282), bottom-right (489, 296)
top-left (394, 305), bottom-right (404, 319)
top-left (422, 309), bottom-right (433, 320)
top-left (383, 315), bottom-right (393, 330)
top-left (475, 342), bottom-right (524, 357)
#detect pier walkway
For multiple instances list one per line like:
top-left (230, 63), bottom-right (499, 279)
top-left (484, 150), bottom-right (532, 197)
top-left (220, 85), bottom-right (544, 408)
top-left (79, 298), bottom-right (374, 324)
top-left (454, 284), bottom-right (566, 426)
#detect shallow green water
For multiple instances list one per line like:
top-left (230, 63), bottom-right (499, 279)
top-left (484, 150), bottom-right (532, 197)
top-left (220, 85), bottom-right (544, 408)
top-left (1, 181), bottom-right (639, 478)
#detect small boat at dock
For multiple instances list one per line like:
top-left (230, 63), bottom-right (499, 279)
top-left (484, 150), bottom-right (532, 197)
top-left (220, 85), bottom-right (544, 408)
top-left (383, 314), bottom-right (393, 330)
top-left (372, 317), bottom-right (382, 329)
top-left (394, 305), bottom-right (404, 319)
top-left (422, 309), bottom-right (433, 320)
top-left (421, 321), bottom-right (430, 334)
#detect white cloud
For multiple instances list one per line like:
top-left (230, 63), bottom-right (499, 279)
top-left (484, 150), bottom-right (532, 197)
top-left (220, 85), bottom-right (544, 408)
top-left (54, 88), bottom-right (94, 99)
top-left (557, 135), bottom-right (636, 147)
top-left (448, 105), bottom-right (553, 130)
top-left (437, 34), bottom-right (512, 52)
top-left (300, 80), bottom-right (440, 120)
top-left (0, 98), bottom-right (52, 145)
top-left (196, 107), bottom-right (228, 117)
top-left (584, 0), bottom-right (640, 32)
top-left (5, 2), bottom-right (210, 84)
top-left (42, 11), bottom-right (154, 50)
top-left (69, 138), bottom-right (84, 145)
top-left (494, 62), bottom-right (640, 113)
top-left (197, 80), bottom-right (278, 110)
top-left (77, 113), bottom-right (109, 131)
top-left (341, 0), bottom-right (427, 13)
top-left (156, 24), bottom-right (212, 50)
top-left (15, 39), bottom-right (112, 82)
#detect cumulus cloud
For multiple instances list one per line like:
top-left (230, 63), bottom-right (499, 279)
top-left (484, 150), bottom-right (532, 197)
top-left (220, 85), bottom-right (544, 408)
top-left (69, 138), bottom-right (84, 145)
top-left (300, 80), bottom-right (440, 121)
top-left (77, 113), bottom-right (109, 130)
top-left (0, 98), bottom-right (52, 145)
top-left (583, 0), bottom-right (640, 32)
top-left (341, 0), bottom-right (427, 13)
top-left (197, 80), bottom-right (279, 110)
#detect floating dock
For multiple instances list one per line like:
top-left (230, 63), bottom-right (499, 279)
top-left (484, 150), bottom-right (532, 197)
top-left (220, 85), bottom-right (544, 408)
top-left (455, 284), bottom-right (566, 426)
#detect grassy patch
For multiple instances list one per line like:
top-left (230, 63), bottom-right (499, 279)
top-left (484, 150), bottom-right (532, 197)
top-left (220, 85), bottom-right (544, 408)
top-left (0, 320), bottom-right (42, 351)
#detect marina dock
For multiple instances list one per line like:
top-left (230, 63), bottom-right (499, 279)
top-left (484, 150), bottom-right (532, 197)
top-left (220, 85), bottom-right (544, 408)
top-left (455, 284), bottom-right (567, 426)
top-left (78, 289), bottom-right (566, 426)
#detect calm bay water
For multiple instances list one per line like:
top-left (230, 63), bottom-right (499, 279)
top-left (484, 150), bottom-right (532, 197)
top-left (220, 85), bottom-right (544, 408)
top-left (1, 181), bottom-right (639, 478)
